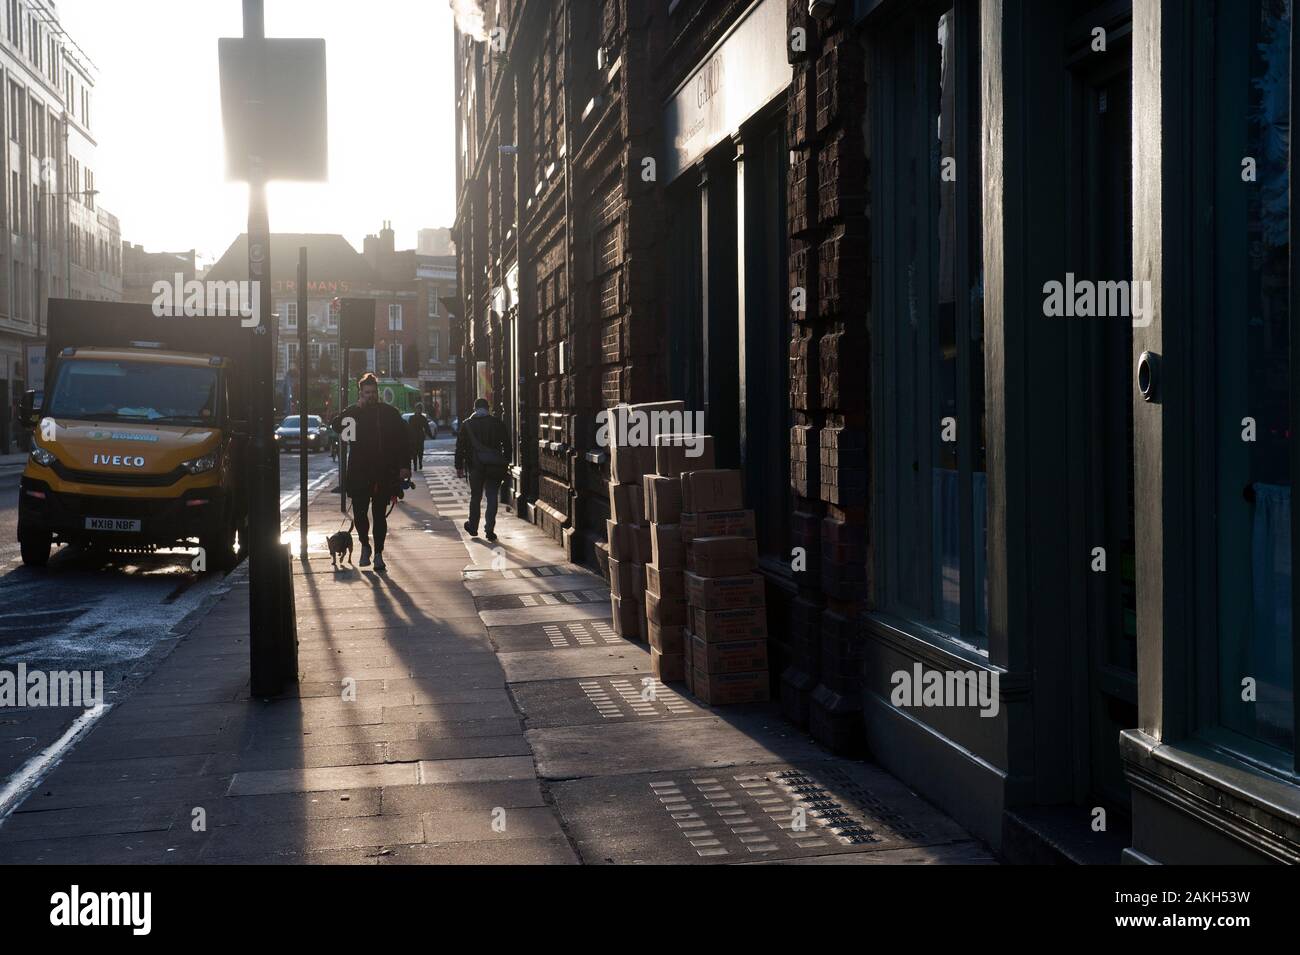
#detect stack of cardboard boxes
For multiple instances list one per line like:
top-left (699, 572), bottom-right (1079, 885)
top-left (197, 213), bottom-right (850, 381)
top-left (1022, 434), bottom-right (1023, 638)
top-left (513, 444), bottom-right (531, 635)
top-left (605, 401), bottom-right (683, 641)
top-left (644, 433), bottom-right (715, 682)
top-left (681, 469), bottom-right (770, 705)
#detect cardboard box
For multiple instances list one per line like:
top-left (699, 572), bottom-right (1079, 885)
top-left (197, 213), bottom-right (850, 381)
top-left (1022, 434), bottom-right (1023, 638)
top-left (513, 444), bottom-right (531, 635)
top-left (607, 400), bottom-right (687, 437)
top-left (647, 591), bottom-right (689, 627)
top-left (608, 481), bottom-right (645, 525)
top-left (650, 523), bottom-right (685, 569)
top-left (648, 621), bottom-right (685, 655)
top-left (605, 401), bottom-right (687, 482)
top-left (682, 632), bottom-right (694, 671)
top-left (653, 434), bottom-right (716, 478)
top-left (680, 469), bottom-right (743, 513)
top-left (642, 474), bottom-right (683, 524)
top-left (690, 634), bottom-right (769, 673)
top-left (645, 563), bottom-right (685, 602)
top-left (685, 657), bottom-right (695, 694)
top-left (607, 555), bottom-right (640, 600)
top-left (651, 648), bottom-right (686, 682)
top-left (688, 536), bottom-right (759, 576)
top-left (610, 443), bottom-right (655, 484)
top-left (684, 571), bottom-right (765, 610)
top-left (606, 519), bottom-right (651, 563)
top-left (692, 667), bottom-right (770, 705)
top-left (680, 509), bottom-right (756, 542)
top-left (636, 606), bottom-right (649, 642)
top-left (610, 594), bottom-right (642, 637)
top-left (693, 605), bottom-right (768, 643)
top-left (630, 562), bottom-right (646, 602)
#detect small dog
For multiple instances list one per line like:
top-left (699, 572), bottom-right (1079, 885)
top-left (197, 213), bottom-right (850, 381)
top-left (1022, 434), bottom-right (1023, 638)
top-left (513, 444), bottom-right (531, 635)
top-left (326, 520), bottom-right (354, 570)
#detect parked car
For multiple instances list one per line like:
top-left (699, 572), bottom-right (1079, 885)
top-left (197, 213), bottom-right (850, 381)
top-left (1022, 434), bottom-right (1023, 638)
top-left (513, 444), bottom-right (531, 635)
top-left (274, 414), bottom-right (332, 453)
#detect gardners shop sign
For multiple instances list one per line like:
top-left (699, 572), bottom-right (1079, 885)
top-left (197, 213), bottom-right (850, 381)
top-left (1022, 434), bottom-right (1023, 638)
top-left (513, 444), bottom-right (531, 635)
top-left (663, 0), bottom-right (791, 183)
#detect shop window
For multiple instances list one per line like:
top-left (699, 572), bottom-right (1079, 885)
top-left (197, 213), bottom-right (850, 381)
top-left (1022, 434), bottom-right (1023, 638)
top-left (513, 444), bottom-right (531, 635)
top-left (873, 2), bottom-right (986, 650)
top-left (1206, 0), bottom-right (1293, 761)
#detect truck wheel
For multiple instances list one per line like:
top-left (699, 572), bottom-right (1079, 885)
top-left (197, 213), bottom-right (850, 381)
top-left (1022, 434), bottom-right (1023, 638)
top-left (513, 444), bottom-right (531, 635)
top-left (20, 531), bottom-right (51, 567)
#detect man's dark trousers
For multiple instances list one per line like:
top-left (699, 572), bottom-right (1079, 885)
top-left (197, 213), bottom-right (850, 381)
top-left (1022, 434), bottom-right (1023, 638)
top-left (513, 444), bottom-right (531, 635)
top-left (468, 467), bottom-right (500, 536)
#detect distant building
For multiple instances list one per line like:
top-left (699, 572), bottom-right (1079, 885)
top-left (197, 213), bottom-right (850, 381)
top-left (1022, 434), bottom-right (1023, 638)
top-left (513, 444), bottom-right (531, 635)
top-left (418, 252), bottom-right (457, 423)
top-left (417, 227), bottom-right (454, 256)
top-left (120, 242), bottom-right (196, 305)
top-left (207, 228), bottom-right (458, 422)
top-left (208, 233), bottom-right (377, 415)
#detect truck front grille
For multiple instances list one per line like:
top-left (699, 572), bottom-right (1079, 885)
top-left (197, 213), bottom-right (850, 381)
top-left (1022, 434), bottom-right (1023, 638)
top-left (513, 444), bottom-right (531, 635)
top-left (51, 461), bottom-right (188, 488)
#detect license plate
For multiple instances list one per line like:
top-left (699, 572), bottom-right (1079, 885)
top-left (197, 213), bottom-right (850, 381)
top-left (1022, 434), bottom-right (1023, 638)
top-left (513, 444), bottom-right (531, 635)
top-left (85, 517), bottom-right (142, 532)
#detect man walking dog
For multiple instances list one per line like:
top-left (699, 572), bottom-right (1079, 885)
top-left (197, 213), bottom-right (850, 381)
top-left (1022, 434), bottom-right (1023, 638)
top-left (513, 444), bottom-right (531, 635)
top-left (455, 398), bottom-right (509, 542)
top-left (332, 373), bottom-right (410, 572)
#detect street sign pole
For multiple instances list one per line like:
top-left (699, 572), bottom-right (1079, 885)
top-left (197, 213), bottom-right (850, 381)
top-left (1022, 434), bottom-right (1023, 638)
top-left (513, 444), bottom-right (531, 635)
top-left (338, 322), bottom-right (348, 514)
top-left (298, 247), bottom-right (309, 559)
top-left (243, 0), bottom-right (287, 696)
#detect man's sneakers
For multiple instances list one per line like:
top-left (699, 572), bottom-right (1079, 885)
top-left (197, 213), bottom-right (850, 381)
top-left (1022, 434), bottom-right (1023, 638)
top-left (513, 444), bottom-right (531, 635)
top-left (374, 553), bottom-right (386, 573)
top-left (485, 531), bottom-right (498, 543)
top-left (463, 521), bottom-right (477, 537)
top-left (359, 542), bottom-right (372, 567)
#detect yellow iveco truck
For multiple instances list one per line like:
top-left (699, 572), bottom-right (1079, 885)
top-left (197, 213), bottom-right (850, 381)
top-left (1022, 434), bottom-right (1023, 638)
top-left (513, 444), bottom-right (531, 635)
top-left (18, 300), bottom-right (250, 571)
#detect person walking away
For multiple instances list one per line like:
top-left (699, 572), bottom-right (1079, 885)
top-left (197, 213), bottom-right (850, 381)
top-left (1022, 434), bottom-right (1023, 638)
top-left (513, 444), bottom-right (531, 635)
top-left (331, 373), bottom-right (410, 572)
top-left (455, 397), bottom-right (509, 542)
top-left (408, 403), bottom-right (435, 472)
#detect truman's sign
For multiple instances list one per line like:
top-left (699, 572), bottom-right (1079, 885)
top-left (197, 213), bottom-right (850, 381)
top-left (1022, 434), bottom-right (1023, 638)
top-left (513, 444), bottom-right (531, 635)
top-left (663, 0), bottom-right (791, 183)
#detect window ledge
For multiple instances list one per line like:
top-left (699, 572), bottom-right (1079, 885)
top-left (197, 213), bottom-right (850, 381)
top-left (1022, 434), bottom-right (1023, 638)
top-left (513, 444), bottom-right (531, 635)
top-left (1120, 729), bottom-right (1300, 861)
top-left (862, 610), bottom-right (1029, 691)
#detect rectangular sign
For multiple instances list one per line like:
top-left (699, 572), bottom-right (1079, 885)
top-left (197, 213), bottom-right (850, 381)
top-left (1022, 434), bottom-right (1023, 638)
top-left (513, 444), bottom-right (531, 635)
top-left (663, 0), bottom-right (791, 183)
top-left (85, 518), bottom-right (142, 532)
top-left (219, 37), bottom-right (328, 182)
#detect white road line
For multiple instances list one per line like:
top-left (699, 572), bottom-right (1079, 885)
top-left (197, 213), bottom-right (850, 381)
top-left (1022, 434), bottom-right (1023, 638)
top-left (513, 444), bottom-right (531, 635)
top-left (0, 703), bottom-right (112, 826)
top-left (279, 468), bottom-right (338, 513)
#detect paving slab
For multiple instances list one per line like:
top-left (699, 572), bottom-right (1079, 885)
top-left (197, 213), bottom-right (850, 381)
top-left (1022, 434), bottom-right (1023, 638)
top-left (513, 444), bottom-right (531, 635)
top-left (228, 762), bottom-right (418, 796)
top-left (294, 835), bottom-right (579, 865)
top-left (527, 716), bottom-right (832, 779)
top-left (511, 676), bottom-right (706, 729)
top-left (198, 814), bottom-right (426, 860)
top-left (548, 761), bottom-right (974, 864)
top-left (378, 778), bottom-right (545, 815)
top-left (464, 573), bottom-right (607, 598)
top-left (479, 603), bottom-right (613, 627)
top-left (487, 618), bottom-right (624, 652)
top-left (475, 588), bottom-right (610, 612)
top-left (416, 754), bottom-right (537, 784)
top-left (497, 644), bottom-right (651, 682)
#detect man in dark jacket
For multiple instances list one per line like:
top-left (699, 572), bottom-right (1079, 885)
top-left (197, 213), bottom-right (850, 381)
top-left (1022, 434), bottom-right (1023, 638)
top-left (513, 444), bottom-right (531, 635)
top-left (408, 403), bottom-right (434, 472)
top-left (455, 398), bottom-right (509, 542)
top-left (331, 373), bottom-right (410, 571)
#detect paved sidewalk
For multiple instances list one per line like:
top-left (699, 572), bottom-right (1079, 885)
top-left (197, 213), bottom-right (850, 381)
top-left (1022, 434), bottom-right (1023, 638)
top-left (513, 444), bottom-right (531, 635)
top-left (0, 465), bottom-right (993, 864)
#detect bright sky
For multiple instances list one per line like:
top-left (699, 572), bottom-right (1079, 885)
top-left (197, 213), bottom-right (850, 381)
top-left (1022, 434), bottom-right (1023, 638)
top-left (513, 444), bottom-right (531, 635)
top-left (55, 0), bottom-right (458, 267)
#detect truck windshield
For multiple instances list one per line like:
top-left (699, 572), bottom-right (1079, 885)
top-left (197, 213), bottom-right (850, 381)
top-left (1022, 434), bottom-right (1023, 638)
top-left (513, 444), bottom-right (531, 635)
top-left (45, 359), bottom-right (219, 425)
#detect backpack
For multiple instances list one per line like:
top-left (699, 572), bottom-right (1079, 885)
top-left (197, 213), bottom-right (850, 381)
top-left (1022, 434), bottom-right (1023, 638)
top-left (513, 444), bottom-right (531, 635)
top-left (466, 416), bottom-right (507, 475)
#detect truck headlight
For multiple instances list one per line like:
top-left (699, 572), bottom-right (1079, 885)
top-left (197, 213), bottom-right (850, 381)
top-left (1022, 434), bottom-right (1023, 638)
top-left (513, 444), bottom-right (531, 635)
top-left (30, 446), bottom-right (56, 467)
top-left (182, 451), bottom-right (218, 474)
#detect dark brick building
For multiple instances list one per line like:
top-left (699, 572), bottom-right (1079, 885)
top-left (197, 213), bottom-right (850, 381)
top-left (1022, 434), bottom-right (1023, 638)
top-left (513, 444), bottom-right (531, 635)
top-left (452, 0), bottom-right (1300, 864)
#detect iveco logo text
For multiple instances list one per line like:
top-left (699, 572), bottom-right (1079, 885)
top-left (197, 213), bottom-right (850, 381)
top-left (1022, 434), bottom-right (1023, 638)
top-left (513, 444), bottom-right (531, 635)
top-left (91, 454), bottom-right (146, 467)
